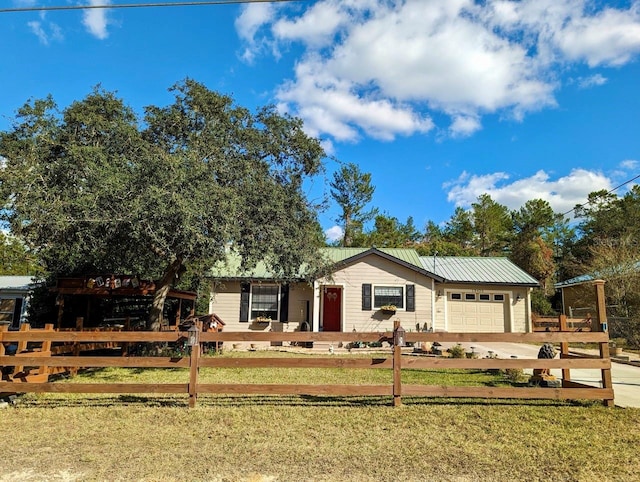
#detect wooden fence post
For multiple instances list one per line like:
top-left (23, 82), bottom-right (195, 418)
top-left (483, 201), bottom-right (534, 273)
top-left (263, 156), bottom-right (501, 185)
top-left (188, 321), bottom-right (201, 408)
top-left (593, 280), bottom-right (608, 332)
top-left (393, 320), bottom-right (402, 407)
top-left (13, 323), bottom-right (29, 376)
top-left (37, 324), bottom-right (54, 380)
top-left (558, 314), bottom-right (571, 384)
top-left (593, 280), bottom-right (614, 407)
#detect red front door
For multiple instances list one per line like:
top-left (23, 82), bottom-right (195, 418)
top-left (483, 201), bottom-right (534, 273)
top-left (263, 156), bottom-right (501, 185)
top-left (322, 287), bottom-right (342, 332)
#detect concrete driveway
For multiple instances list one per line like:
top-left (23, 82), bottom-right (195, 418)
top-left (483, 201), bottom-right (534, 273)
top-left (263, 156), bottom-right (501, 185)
top-left (444, 341), bottom-right (640, 408)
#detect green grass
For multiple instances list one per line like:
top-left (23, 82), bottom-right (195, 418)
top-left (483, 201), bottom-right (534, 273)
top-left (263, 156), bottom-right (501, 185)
top-left (50, 350), bottom-right (514, 388)
top-left (2, 351), bottom-right (639, 481)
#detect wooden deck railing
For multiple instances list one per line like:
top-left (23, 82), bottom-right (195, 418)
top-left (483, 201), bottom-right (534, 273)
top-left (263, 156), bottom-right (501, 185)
top-left (0, 324), bottom-right (614, 407)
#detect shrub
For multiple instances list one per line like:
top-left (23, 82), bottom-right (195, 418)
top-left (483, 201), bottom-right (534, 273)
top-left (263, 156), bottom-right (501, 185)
top-left (447, 344), bottom-right (466, 358)
top-left (504, 368), bottom-right (526, 383)
top-left (531, 288), bottom-right (556, 316)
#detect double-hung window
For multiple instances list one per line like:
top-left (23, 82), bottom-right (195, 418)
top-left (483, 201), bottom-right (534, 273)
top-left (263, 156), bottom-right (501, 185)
top-left (373, 286), bottom-right (404, 310)
top-left (251, 285), bottom-right (279, 320)
top-left (0, 298), bottom-right (17, 327)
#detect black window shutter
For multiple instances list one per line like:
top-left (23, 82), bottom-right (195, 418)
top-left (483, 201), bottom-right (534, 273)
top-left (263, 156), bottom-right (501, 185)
top-left (279, 284), bottom-right (289, 322)
top-left (406, 284), bottom-right (415, 312)
top-left (239, 283), bottom-right (250, 322)
top-left (362, 283), bottom-right (372, 311)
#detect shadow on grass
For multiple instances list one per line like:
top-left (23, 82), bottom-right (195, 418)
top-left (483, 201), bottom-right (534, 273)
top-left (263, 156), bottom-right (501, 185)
top-left (15, 392), bottom-right (597, 409)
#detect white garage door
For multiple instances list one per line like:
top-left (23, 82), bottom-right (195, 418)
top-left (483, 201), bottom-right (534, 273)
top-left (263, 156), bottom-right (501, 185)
top-left (447, 292), bottom-right (508, 333)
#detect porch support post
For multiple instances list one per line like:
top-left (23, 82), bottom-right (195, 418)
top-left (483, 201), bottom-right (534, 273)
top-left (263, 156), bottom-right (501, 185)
top-left (312, 280), bottom-right (321, 332)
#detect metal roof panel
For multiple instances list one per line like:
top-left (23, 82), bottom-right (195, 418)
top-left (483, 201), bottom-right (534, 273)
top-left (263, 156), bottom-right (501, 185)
top-left (420, 256), bottom-right (539, 286)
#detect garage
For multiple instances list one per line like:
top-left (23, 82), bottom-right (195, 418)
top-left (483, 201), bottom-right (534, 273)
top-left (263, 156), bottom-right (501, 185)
top-left (447, 292), bottom-right (509, 333)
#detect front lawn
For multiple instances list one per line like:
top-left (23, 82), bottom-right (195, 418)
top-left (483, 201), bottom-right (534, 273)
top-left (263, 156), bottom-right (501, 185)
top-left (1, 351), bottom-right (638, 481)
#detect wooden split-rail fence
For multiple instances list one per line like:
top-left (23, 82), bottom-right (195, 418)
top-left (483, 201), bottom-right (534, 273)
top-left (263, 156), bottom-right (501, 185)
top-left (532, 313), bottom-right (593, 332)
top-left (0, 322), bottom-right (614, 408)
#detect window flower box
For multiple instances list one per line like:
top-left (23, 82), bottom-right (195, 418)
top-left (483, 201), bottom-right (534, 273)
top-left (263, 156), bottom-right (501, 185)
top-left (380, 305), bottom-right (397, 315)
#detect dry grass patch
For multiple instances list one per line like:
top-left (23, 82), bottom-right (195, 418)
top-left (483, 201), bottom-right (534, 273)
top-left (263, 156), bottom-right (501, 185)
top-left (2, 399), bottom-right (639, 481)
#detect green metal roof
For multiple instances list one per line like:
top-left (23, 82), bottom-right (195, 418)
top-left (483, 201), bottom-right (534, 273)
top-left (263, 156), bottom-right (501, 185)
top-left (320, 247), bottom-right (424, 270)
top-left (208, 254), bottom-right (309, 280)
top-left (555, 259), bottom-right (640, 288)
top-left (555, 273), bottom-right (595, 288)
top-left (209, 249), bottom-right (538, 286)
top-left (210, 247), bottom-right (430, 280)
top-left (420, 256), bottom-right (539, 286)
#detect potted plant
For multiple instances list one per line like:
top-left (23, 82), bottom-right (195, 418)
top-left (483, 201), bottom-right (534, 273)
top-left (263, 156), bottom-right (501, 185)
top-left (380, 304), bottom-right (397, 315)
top-left (609, 341), bottom-right (623, 356)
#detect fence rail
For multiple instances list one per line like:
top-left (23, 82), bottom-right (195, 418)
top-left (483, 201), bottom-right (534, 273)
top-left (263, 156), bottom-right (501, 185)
top-left (532, 314), bottom-right (593, 332)
top-left (0, 324), bottom-right (614, 407)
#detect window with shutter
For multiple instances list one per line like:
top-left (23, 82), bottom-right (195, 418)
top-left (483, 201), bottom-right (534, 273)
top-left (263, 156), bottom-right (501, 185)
top-left (250, 284), bottom-right (279, 320)
top-left (373, 286), bottom-right (404, 309)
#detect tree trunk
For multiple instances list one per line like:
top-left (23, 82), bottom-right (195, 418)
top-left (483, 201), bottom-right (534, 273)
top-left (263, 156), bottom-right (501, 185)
top-left (147, 257), bottom-right (184, 331)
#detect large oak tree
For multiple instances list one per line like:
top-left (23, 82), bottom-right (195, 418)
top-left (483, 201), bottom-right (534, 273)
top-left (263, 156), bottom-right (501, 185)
top-left (0, 79), bottom-right (327, 329)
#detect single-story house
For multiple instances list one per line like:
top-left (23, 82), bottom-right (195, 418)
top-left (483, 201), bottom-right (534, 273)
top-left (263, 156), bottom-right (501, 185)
top-left (0, 275), bottom-right (36, 330)
top-left (208, 248), bottom-right (539, 333)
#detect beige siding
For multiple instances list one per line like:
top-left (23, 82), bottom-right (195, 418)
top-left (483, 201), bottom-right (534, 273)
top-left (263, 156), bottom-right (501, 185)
top-left (209, 281), bottom-right (243, 331)
top-left (286, 283), bottom-right (314, 326)
top-left (209, 280), bottom-right (313, 332)
top-left (318, 254), bottom-right (433, 333)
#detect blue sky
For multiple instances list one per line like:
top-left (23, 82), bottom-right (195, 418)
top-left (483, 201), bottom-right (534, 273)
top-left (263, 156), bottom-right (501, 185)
top-left (2, 1), bottom-right (640, 242)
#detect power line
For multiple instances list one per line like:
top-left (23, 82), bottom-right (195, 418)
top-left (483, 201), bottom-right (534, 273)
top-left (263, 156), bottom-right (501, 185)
top-left (0, 0), bottom-right (306, 14)
top-left (562, 172), bottom-right (640, 217)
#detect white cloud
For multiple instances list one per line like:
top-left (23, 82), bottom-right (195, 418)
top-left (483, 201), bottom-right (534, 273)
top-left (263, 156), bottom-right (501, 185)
top-left (577, 74), bottom-right (608, 89)
top-left (26, 11), bottom-right (62, 45)
top-left (235, 3), bottom-right (276, 62)
top-left (28, 21), bottom-right (49, 45)
top-left (553, 5), bottom-right (640, 67)
top-left (449, 115), bottom-right (482, 138)
top-left (236, 0), bottom-right (640, 143)
top-left (325, 225), bottom-right (344, 242)
top-left (273, 0), bottom-right (347, 48)
top-left (277, 57), bottom-right (433, 141)
top-left (620, 159), bottom-right (639, 170)
top-left (82, 0), bottom-right (111, 40)
top-left (445, 168), bottom-right (613, 216)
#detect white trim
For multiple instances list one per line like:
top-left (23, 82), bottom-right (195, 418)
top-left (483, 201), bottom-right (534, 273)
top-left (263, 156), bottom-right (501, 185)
top-left (509, 293), bottom-right (515, 333)
top-left (431, 278), bottom-right (436, 331)
top-left (312, 280), bottom-right (320, 332)
top-left (443, 290), bottom-right (449, 332)
top-left (526, 287), bottom-right (532, 333)
top-left (372, 284), bottom-right (406, 311)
